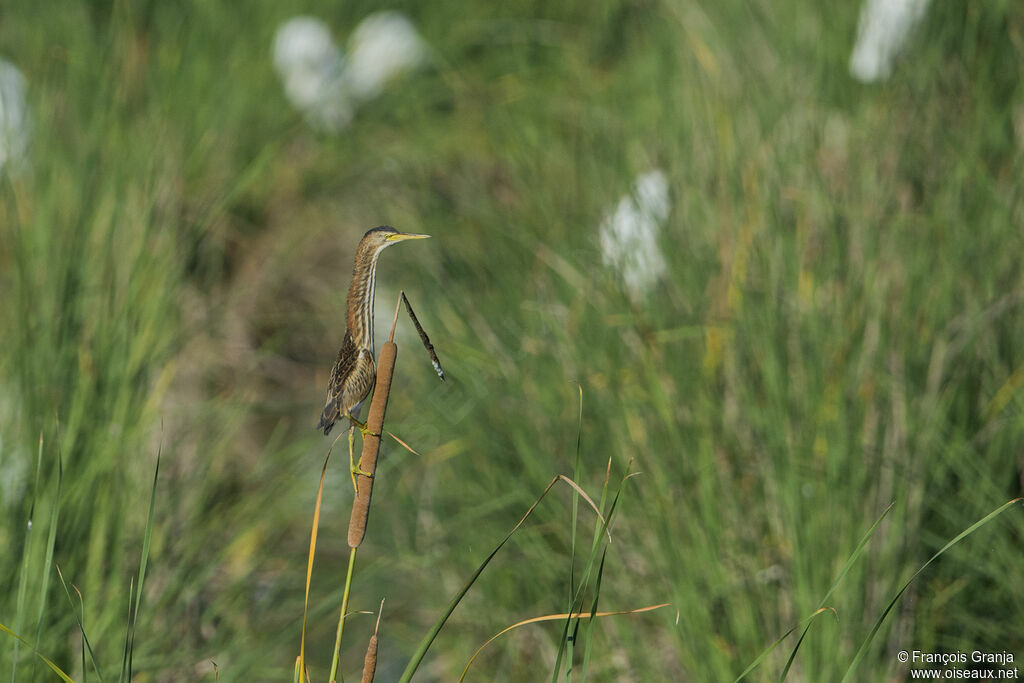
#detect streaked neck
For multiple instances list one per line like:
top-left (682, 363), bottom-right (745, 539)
top-left (346, 246), bottom-right (381, 354)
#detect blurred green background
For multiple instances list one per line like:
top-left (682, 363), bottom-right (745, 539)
top-left (1, 1), bottom-right (1022, 681)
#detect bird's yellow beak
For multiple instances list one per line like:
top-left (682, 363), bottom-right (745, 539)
top-left (386, 232), bottom-right (431, 242)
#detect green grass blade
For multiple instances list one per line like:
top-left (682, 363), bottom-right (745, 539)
top-left (0, 622), bottom-right (77, 683)
top-left (777, 502), bottom-right (895, 681)
top-left (816, 502), bottom-right (895, 610)
top-left (121, 447), bottom-right (162, 683)
top-left (591, 460), bottom-right (615, 565)
top-left (578, 548), bottom-right (608, 682)
top-left (565, 385), bottom-right (585, 679)
top-left (119, 580), bottom-right (134, 683)
top-left (80, 584), bottom-right (86, 683)
top-left (841, 497), bottom-right (1022, 682)
top-left (552, 465), bottom-right (632, 683)
top-left (570, 386), bottom-right (585, 599)
top-left (732, 608), bottom-right (836, 683)
top-left (33, 441), bottom-right (63, 650)
top-left (55, 565), bottom-right (105, 683)
top-left (459, 603), bottom-right (673, 681)
top-left (398, 475), bottom-right (605, 683)
top-left (11, 433), bottom-right (44, 682)
top-left (397, 519), bottom-right (525, 683)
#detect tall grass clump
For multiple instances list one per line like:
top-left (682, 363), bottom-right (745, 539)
top-left (1, 14), bottom-right (182, 678)
top-left (0, 1), bottom-right (283, 676)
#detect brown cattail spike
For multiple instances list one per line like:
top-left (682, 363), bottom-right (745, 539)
top-left (361, 634), bottom-right (379, 683)
top-left (347, 341), bottom-right (397, 548)
top-left (361, 598), bottom-right (384, 683)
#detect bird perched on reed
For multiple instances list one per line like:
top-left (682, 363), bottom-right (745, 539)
top-left (317, 226), bottom-right (430, 439)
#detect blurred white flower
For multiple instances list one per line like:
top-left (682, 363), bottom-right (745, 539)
top-left (0, 59), bottom-right (29, 171)
top-left (599, 170), bottom-right (671, 301)
top-left (850, 0), bottom-right (930, 83)
top-left (343, 11), bottom-right (427, 103)
top-left (272, 16), bottom-right (352, 131)
top-left (272, 12), bottom-right (427, 133)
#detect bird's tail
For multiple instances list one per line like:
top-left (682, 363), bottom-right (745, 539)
top-left (316, 399), bottom-right (338, 436)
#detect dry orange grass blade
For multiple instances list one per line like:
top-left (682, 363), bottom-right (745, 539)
top-left (299, 443), bottom-right (336, 681)
top-left (386, 430), bottom-right (421, 457)
top-left (555, 474), bottom-right (610, 540)
top-left (458, 603), bottom-right (674, 682)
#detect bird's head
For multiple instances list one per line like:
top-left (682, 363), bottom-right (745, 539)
top-left (360, 226), bottom-right (430, 254)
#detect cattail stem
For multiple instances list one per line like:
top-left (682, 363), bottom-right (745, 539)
top-left (329, 546), bottom-right (358, 682)
top-left (330, 292), bottom-right (407, 680)
top-left (332, 329), bottom-right (398, 680)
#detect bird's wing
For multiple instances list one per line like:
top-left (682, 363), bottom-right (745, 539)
top-left (328, 331), bottom-right (360, 397)
top-left (341, 348), bottom-right (377, 415)
top-left (317, 331), bottom-right (360, 434)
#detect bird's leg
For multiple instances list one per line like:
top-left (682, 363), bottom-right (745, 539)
top-left (348, 425), bottom-right (374, 493)
top-left (346, 412), bottom-right (381, 438)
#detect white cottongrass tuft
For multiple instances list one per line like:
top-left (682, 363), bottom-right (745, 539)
top-left (343, 12), bottom-right (427, 102)
top-left (272, 16), bottom-right (352, 131)
top-left (849, 0), bottom-right (930, 83)
top-left (272, 12), bottom-right (427, 132)
top-left (0, 59), bottom-right (29, 171)
top-left (599, 170), bottom-right (671, 301)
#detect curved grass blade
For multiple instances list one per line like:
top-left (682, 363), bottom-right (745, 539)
top-left (458, 602), bottom-right (671, 681)
top-left (55, 565), bottom-right (105, 683)
top-left (0, 622), bottom-right (76, 683)
top-left (578, 548), bottom-right (608, 681)
top-left (565, 385), bottom-right (585, 677)
top-left (777, 502), bottom-right (895, 681)
top-left (552, 464), bottom-right (635, 681)
top-left (120, 446), bottom-right (161, 683)
top-left (11, 433), bottom-right (44, 681)
top-left (386, 431), bottom-right (421, 457)
top-left (299, 444), bottom-right (335, 681)
top-left (841, 497), bottom-right (1022, 682)
top-left (78, 582), bottom-right (86, 682)
top-left (398, 475), bottom-right (606, 683)
top-left (732, 608), bottom-right (836, 683)
top-left (34, 439), bottom-right (63, 653)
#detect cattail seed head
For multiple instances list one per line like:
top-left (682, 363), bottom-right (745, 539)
top-left (360, 633), bottom-right (378, 683)
top-left (348, 341), bottom-right (397, 547)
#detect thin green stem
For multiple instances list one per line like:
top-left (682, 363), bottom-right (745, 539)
top-left (329, 546), bottom-right (359, 683)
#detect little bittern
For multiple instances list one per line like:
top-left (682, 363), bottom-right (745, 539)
top-left (317, 226), bottom-right (430, 437)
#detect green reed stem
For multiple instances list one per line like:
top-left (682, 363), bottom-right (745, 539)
top-left (330, 546), bottom-right (359, 683)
